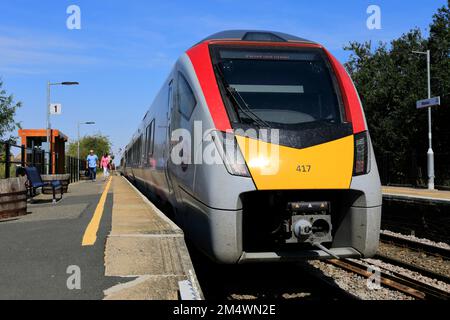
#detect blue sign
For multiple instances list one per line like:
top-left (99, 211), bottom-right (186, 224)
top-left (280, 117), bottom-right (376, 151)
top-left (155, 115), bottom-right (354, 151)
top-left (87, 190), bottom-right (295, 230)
top-left (416, 96), bottom-right (440, 109)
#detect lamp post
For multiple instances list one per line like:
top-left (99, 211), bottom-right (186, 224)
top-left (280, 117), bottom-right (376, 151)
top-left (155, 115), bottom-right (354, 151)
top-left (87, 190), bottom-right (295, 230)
top-left (77, 121), bottom-right (95, 179)
top-left (46, 81), bottom-right (79, 174)
top-left (412, 50), bottom-right (434, 190)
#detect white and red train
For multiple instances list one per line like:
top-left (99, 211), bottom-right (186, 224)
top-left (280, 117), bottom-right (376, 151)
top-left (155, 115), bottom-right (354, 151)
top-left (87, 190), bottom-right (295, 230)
top-left (121, 30), bottom-right (382, 263)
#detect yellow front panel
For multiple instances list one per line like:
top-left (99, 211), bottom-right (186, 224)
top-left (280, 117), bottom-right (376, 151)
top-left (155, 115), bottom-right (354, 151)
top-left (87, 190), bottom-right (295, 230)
top-left (236, 135), bottom-right (354, 190)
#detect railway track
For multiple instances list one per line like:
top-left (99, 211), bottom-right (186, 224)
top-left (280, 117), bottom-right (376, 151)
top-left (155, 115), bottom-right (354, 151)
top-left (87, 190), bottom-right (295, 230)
top-left (327, 258), bottom-right (450, 300)
top-left (380, 233), bottom-right (450, 259)
top-left (374, 253), bottom-right (450, 284)
top-left (187, 243), bottom-right (357, 301)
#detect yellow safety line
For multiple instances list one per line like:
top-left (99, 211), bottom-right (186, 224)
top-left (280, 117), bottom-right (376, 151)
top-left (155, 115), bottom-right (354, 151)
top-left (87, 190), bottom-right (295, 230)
top-left (82, 177), bottom-right (112, 246)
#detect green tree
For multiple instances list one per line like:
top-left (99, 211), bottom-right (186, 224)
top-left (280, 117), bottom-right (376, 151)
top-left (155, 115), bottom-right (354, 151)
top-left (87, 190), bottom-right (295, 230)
top-left (67, 134), bottom-right (112, 160)
top-left (0, 80), bottom-right (22, 142)
top-left (344, 4), bottom-right (449, 186)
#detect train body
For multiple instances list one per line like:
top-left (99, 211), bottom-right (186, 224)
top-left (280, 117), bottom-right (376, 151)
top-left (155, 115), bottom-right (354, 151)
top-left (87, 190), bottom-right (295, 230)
top-left (121, 30), bottom-right (382, 263)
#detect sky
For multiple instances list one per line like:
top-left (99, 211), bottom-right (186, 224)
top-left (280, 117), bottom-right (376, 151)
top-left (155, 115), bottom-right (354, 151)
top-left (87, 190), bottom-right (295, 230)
top-left (0, 0), bottom-right (447, 161)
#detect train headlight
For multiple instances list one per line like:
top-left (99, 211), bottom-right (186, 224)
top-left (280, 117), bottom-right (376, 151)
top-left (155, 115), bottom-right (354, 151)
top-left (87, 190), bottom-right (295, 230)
top-left (353, 131), bottom-right (371, 176)
top-left (211, 131), bottom-right (250, 177)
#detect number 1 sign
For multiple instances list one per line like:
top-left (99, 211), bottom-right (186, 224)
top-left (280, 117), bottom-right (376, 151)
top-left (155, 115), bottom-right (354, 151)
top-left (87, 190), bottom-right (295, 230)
top-left (49, 103), bottom-right (62, 115)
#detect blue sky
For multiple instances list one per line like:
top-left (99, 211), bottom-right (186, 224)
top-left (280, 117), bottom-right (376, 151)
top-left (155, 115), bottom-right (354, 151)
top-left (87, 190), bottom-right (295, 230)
top-left (0, 0), bottom-right (446, 160)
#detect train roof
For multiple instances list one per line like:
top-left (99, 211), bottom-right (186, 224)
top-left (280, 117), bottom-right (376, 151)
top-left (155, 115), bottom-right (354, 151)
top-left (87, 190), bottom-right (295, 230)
top-left (196, 30), bottom-right (315, 45)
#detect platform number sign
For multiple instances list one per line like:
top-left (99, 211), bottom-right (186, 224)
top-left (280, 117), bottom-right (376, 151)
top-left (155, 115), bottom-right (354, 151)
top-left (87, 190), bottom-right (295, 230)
top-left (50, 103), bottom-right (62, 115)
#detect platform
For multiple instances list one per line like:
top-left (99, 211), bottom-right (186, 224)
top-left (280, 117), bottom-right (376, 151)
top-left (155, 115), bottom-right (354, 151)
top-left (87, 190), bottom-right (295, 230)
top-left (382, 186), bottom-right (450, 204)
top-left (0, 175), bottom-right (202, 300)
top-left (103, 176), bottom-right (202, 300)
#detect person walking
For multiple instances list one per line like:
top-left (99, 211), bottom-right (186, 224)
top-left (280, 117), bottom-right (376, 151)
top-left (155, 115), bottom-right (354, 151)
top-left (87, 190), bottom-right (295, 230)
top-left (86, 149), bottom-right (99, 182)
top-left (101, 153), bottom-right (110, 181)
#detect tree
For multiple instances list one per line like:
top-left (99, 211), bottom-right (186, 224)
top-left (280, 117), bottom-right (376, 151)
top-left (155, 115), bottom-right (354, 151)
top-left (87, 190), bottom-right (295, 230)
top-left (0, 80), bottom-right (22, 142)
top-left (344, 4), bottom-right (450, 186)
top-left (67, 134), bottom-right (112, 160)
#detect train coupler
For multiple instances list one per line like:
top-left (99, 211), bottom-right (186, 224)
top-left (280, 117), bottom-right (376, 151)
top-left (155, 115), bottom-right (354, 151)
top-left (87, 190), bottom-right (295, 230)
top-left (285, 201), bottom-right (333, 245)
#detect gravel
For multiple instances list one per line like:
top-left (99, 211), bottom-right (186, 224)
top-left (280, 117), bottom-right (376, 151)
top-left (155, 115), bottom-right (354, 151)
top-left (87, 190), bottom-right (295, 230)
top-left (305, 260), bottom-right (414, 300)
top-left (361, 258), bottom-right (450, 293)
top-left (378, 241), bottom-right (450, 278)
top-left (381, 229), bottom-right (450, 249)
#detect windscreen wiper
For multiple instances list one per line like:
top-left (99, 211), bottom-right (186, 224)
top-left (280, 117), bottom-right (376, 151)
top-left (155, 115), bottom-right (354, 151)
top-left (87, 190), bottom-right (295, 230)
top-left (214, 64), bottom-right (271, 128)
top-left (227, 86), bottom-right (272, 128)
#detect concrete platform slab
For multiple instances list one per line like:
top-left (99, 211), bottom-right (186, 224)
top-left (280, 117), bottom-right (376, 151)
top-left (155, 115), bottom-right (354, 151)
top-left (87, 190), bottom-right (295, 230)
top-left (382, 186), bottom-right (450, 204)
top-left (103, 176), bottom-right (202, 300)
top-left (104, 275), bottom-right (185, 300)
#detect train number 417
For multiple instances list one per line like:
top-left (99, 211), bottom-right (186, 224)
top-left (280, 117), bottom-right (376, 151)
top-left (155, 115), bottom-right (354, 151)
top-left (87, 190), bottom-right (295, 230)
top-left (296, 165), bottom-right (311, 173)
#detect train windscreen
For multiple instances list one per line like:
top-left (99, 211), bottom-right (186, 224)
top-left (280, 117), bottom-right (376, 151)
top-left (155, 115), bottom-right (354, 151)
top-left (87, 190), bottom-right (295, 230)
top-left (212, 46), bottom-right (345, 128)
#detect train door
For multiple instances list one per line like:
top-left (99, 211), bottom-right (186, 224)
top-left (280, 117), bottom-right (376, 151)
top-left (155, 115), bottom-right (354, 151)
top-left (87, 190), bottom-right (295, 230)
top-left (171, 71), bottom-right (196, 190)
top-left (166, 77), bottom-right (187, 228)
top-left (168, 71), bottom-right (198, 226)
top-left (165, 80), bottom-right (175, 196)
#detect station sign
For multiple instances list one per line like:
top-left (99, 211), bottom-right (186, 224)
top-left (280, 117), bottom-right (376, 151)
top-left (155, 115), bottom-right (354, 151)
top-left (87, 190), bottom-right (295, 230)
top-left (49, 103), bottom-right (62, 115)
top-left (416, 96), bottom-right (440, 109)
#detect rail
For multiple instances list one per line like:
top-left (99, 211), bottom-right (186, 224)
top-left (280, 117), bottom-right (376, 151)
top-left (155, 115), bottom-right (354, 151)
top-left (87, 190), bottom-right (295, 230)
top-left (327, 258), bottom-right (450, 300)
top-left (380, 233), bottom-right (450, 259)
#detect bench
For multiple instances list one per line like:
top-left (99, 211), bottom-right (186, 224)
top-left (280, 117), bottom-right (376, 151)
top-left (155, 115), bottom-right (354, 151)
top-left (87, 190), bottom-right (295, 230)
top-left (24, 167), bottom-right (63, 204)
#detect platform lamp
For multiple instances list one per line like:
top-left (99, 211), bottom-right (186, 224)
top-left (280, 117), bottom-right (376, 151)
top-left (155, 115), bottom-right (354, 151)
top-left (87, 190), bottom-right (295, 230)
top-left (411, 50), bottom-right (434, 190)
top-left (46, 81), bottom-right (79, 173)
top-left (77, 121), bottom-right (95, 179)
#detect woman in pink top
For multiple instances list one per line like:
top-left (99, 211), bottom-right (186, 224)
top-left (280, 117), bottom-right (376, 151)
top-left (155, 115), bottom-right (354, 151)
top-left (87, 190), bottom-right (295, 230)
top-left (100, 153), bottom-right (110, 181)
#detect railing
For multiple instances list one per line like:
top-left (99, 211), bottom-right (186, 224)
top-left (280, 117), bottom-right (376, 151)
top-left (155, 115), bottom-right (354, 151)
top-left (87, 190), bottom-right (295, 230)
top-left (0, 141), bottom-right (49, 179)
top-left (0, 141), bottom-right (85, 183)
top-left (65, 156), bottom-right (86, 183)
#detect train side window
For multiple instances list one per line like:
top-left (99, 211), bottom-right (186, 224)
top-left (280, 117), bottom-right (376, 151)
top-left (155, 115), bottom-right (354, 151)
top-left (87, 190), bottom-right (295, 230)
top-left (146, 119), bottom-right (155, 159)
top-left (150, 120), bottom-right (155, 156)
top-left (177, 72), bottom-right (196, 119)
top-left (168, 80), bottom-right (173, 108)
top-left (145, 125), bottom-right (150, 163)
top-left (137, 135), bottom-right (143, 166)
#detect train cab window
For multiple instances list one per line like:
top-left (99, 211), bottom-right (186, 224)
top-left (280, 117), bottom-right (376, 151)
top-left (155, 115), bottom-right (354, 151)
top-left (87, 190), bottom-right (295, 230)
top-left (177, 73), bottom-right (196, 119)
top-left (212, 46), bottom-right (345, 129)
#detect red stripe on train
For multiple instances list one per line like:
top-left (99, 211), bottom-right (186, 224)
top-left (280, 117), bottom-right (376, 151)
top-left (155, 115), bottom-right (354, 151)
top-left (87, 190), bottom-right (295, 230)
top-left (186, 42), bottom-right (232, 131)
top-left (324, 49), bottom-right (366, 133)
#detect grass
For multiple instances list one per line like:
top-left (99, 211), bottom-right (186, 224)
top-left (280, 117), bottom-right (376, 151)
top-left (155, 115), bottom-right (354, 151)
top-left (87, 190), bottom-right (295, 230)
top-left (0, 163), bottom-right (16, 180)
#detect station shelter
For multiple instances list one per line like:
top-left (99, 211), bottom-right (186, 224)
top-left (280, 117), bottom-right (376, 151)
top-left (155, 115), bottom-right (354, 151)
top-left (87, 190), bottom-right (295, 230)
top-left (18, 129), bottom-right (68, 174)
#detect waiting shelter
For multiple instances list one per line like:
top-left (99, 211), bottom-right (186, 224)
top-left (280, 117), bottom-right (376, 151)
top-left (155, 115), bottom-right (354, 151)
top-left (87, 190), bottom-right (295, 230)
top-left (18, 129), bottom-right (68, 174)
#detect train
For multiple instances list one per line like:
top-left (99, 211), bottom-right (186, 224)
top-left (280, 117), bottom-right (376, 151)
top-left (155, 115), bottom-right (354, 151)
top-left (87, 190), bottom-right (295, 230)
top-left (121, 30), bottom-right (382, 264)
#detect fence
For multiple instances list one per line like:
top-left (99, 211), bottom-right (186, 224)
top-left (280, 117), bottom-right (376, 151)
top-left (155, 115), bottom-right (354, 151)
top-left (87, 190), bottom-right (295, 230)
top-left (65, 156), bottom-right (86, 183)
top-left (0, 141), bottom-right (85, 183)
top-left (377, 151), bottom-right (450, 188)
top-left (0, 141), bottom-right (48, 179)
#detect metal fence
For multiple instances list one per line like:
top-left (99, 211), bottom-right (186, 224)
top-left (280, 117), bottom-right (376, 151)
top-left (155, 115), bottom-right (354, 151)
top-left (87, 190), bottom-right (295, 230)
top-left (377, 151), bottom-right (450, 188)
top-left (0, 141), bottom-right (48, 179)
top-left (1, 141), bottom-right (85, 183)
top-left (65, 156), bottom-right (86, 183)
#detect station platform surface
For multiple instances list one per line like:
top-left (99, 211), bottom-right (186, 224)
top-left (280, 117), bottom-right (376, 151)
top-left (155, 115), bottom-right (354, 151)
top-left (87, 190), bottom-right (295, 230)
top-left (104, 176), bottom-right (202, 300)
top-left (382, 186), bottom-right (450, 204)
top-left (0, 174), bottom-right (201, 300)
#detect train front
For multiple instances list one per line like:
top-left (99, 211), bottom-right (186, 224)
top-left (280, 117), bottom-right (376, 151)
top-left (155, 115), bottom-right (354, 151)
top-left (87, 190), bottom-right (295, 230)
top-left (187, 32), bottom-right (382, 263)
